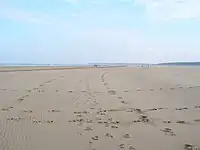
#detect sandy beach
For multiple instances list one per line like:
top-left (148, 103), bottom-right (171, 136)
top-left (1, 66), bottom-right (200, 150)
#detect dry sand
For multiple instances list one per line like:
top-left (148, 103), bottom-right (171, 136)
top-left (0, 66), bottom-right (200, 150)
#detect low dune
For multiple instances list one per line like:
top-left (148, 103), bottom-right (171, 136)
top-left (1, 66), bottom-right (200, 150)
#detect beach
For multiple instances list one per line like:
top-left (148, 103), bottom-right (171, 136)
top-left (1, 66), bottom-right (200, 150)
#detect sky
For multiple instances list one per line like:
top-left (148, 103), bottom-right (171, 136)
top-left (0, 0), bottom-right (200, 64)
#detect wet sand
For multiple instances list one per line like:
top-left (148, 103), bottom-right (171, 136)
top-left (1, 66), bottom-right (200, 150)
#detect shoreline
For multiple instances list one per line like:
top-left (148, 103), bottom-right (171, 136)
top-left (0, 66), bottom-right (94, 72)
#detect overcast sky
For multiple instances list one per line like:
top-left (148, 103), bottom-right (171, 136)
top-left (0, 0), bottom-right (200, 64)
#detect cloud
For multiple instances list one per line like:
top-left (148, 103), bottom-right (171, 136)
top-left (134, 0), bottom-right (200, 21)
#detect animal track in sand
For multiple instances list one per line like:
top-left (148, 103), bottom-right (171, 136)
top-left (194, 119), bottom-right (200, 122)
top-left (105, 133), bottom-right (114, 138)
top-left (194, 105), bottom-right (200, 109)
top-left (92, 136), bottom-right (99, 141)
top-left (175, 107), bottom-right (188, 111)
top-left (139, 115), bottom-right (150, 123)
top-left (17, 94), bottom-right (29, 102)
top-left (108, 90), bottom-right (116, 95)
top-left (121, 100), bottom-right (128, 104)
top-left (124, 90), bottom-right (129, 93)
top-left (136, 88), bottom-right (141, 91)
top-left (184, 144), bottom-right (200, 150)
top-left (128, 145), bottom-right (136, 150)
top-left (163, 120), bottom-right (171, 124)
top-left (127, 108), bottom-right (143, 113)
top-left (32, 120), bottom-right (55, 124)
top-left (119, 144), bottom-right (125, 149)
top-left (160, 128), bottom-right (176, 136)
top-left (1, 106), bottom-right (14, 111)
top-left (111, 125), bottom-right (118, 128)
top-left (133, 120), bottom-right (141, 123)
top-left (123, 133), bottom-right (131, 139)
top-left (76, 114), bottom-right (83, 117)
top-left (7, 116), bottom-right (24, 122)
top-left (48, 109), bottom-right (61, 113)
top-left (176, 120), bottom-right (190, 124)
top-left (74, 110), bottom-right (90, 115)
top-left (39, 84), bottom-right (44, 87)
top-left (97, 118), bottom-right (120, 128)
top-left (144, 107), bottom-right (168, 112)
top-left (23, 109), bottom-right (33, 113)
top-left (104, 83), bottom-right (108, 86)
top-left (118, 96), bottom-right (124, 100)
top-left (84, 127), bottom-right (92, 131)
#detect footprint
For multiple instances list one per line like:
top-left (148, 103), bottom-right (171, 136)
top-left (76, 114), bottom-right (83, 117)
top-left (121, 101), bottom-right (128, 104)
top-left (32, 120), bottom-right (42, 124)
top-left (160, 128), bottom-right (176, 136)
top-left (7, 117), bottom-right (24, 122)
top-left (176, 107), bottom-right (188, 110)
top-left (23, 109), bottom-right (33, 113)
top-left (136, 88), bottom-right (141, 91)
top-left (163, 120), bottom-right (171, 124)
top-left (118, 97), bottom-right (124, 100)
top-left (124, 90), bottom-right (129, 93)
top-left (105, 123), bottom-right (110, 127)
top-left (111, 121), bottom-right (120, 125)
top-left (84, 127), bottom-right (92, 131)
top-left (105, 133), bottom-right (114, 138)
top-left (176, 121), bottom-right (189, 124)
top-left (46, 120), bottom-right (55, 124)
top-left (1, 106), bottom-right (14, 111)
top-left (135, 108), bottom-right (142, 113)
top-left (123, 133), bottom-right (131, 139)
top-left (184, 144), bottom-right (200, 150)
top-left (119, 144), bottom-right (125, 149)
top-left (48, 109), bottom-right (61, 113)
top-left (184, 144), bottom-right (193, 150)
top-left (111, 125), bottom-right (118, 129)
top-left (194, 119), bottom-right (200, 122)
top-left (108, 90), bottom-right (116, 95)
top-left (97, 121), bottom-right (103, 124)
top-left (194, 105), bottom-right (200, 109)
top-left (145, 108), bottom-right (158, 112)
top-left (18, 97), bottom-right (24, 102)
top-left (128, 145), bottom-right (136, 150)
top-left (133, 120), bottom-right (141, 123)
top-left (104, 83), bottom-right (108, 86)
top-left (139, 115), bottom-right (150, 123)
top-left (26, 90), bottom-right (32, 92)
top-left (92, 136), bottom-right (99, 141)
